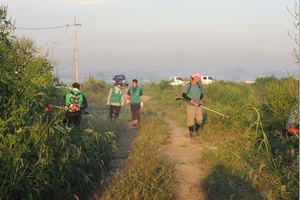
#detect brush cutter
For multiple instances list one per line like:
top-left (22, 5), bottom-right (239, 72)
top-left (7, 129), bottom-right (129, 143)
top-left (175, 98), bottom-right (229, 119)
top-left (44, 104), bottom-right (90, 114)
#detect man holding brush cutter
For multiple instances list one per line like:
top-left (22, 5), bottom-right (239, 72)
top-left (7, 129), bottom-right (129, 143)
top-left (181, 72), bottom-right (205, 137)
top-left (63, 82), bottom-right (87, 125)
top-left (44, 82), bottom-right (88, 125)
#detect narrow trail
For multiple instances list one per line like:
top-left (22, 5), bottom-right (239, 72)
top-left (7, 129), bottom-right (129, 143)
top-left (90, 94), bottom-right (207, 199)
top-left (88, 123), bottom-right (138, 200)
top-left (93, 117), bottom-right (206, 200)
top-left (162, 118), bottom-right (206, 200)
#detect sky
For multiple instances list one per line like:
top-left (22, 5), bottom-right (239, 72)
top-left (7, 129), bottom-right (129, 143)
top-left (1, 0), bottom-right (299, 81)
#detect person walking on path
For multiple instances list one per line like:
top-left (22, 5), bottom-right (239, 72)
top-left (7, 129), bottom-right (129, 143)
top-left (107, 81), bottom-right (124, 120)
top-left (181, 72), bottom-right (205, 137)
top-left (64, 82), bottom-right (87, 125)
top-left (127, 79), bottom-right (144, 126)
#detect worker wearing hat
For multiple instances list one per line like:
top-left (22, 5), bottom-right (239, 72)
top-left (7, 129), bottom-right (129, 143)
top-left (107, 81), bottom-right (124, 120)
top-left (182, 72), bottom-right (205, 137)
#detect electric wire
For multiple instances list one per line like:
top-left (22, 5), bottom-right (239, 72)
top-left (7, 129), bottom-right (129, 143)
top-left (15, 23), bottom-right (82, 79)
top-left (55, 25), bottom-right (70, 44)
top-left (15, 25), bottom-right (68, 30)
top-left (56, 24), bottom-right (82, 46)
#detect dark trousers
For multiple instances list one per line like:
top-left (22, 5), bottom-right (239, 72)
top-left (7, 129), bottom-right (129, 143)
top-left (64, 111), bottom-right (82, 125)
top-left (130, 103), bottom-right (141, 121)
top-left (109, 105), bottom-right (121, 120)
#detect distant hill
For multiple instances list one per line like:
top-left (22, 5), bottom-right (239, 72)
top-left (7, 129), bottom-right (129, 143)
top-left (57, 68), bottom-right (299, 84)
top-left (212, 68), bottom-right (298, 82)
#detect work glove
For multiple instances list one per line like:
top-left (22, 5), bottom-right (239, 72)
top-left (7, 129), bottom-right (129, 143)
top-left (140, 102), bottom-right (144, 108)
top-left (126, 100), bottom-right (130, 104)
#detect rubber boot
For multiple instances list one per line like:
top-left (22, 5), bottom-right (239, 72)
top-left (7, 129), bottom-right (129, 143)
top-left (195, 123), bottom-right (201, 135)
top-left (188, 126), bottom-right (194, 137)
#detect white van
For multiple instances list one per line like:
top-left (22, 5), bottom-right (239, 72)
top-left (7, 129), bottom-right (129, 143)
top-left (169, 76), bottom-right (185, 86)
top-left (201, 76), bottom-right (215, 85)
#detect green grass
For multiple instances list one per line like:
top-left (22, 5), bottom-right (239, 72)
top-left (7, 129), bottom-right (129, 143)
top-left (1, 7), bottom-right (299, 199)
top-left (100, 115), bottom-right (175, 200)
top-left (143, 78), bottom-right (299, 200)
top-left (1, 73), bottom-right (298, 199)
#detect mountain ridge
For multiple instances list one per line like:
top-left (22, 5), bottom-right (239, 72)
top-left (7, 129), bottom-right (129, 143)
top-left (58, 68), bottom-right (299, 84)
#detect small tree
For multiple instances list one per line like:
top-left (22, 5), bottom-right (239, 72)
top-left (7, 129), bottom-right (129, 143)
top-left (0, 6), bottom-right (57, 119)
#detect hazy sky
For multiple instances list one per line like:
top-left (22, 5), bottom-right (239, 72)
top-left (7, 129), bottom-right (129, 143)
top-left (1, 0), bottom-right (299, 77)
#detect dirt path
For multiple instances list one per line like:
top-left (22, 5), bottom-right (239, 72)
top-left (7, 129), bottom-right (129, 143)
top-left (91, 95), bottom-right (206, 199)
top-left (162, 118), bottom-right (206, 200)
top-left (93, 119), bottom-right (205, 200)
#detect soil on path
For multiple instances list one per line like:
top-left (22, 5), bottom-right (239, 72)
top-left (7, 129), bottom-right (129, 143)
top-left (90, 95), bottom-right (206, 200)
top-left (162, 118), bottom-right (206, 200)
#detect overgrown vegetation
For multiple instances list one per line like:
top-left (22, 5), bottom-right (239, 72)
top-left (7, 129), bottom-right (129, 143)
top-left (1, 4), bottom-right (299, 200)
top-left (0, 6), bottom-right (119, 199)
top-left (146, 76), bottom-right (299, 200)
top-left (101, 116), bottom-right (174, 200)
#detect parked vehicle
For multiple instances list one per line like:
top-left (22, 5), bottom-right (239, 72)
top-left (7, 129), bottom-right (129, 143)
top-left (169, 76), bottom-right (185, 86)
top-left (54, 83), bottom-right (71, 89)
top-left (200, 76), bottom-right (216, 85)
top-left (113, 75), bottom-right (129, 86)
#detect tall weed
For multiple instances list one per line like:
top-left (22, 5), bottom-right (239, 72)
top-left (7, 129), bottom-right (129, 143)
top-left (144, 78), bottom-right (298, 200)
top-left (100, 116), bottom-right (175, 200)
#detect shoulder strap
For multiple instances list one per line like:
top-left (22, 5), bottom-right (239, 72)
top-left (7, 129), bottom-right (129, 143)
top-left (187, 82), bottom-right (202, 93)
top-left (187, 82), bottom-right (192, 93)
top-left (197, 83), bottom-right (202, 92)
top-left (70, 91), bottom-right (81, 96)
top-left (81, 94), bottom-right (88, 110)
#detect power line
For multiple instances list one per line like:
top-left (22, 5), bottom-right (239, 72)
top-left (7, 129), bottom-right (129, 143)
top-left (15, 24), bottom-right (71, 30)
top-left (56, 25), bottom-right (82, 46)
top-left (56, 26), bottom-right (70, 44)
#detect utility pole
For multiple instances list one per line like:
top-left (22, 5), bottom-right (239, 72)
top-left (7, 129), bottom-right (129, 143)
top-left (52, 38), bottom-right (58, 80)
top-left (73, 15), bottom-right (80, 83)
top-left (52, 38), bottom-right (54, 75)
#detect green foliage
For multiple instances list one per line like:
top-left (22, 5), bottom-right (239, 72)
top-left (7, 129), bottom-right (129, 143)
top-left (254, 76), bottom-right (299, 131)
top-left (101, 116), bottom-right (175, 200)
top-left (158, 80), bottom-right (173, 91)
top-left (0, 112), bottom-right (117, 199)
top-left (0, 6), bottom-right (118, 199)
top-left (144, 78), bottom-right (299, 200)
top-left (82, 77), bottom-right (108, 94)
top-left (144, 82), bottom-right (186, 124)
top-left (1, 4), bottom-right (298, 199)
top-left (201, 164), bottom-right (263, 199)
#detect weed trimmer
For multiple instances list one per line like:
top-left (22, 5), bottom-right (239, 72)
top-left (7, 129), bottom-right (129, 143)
top-left (175, 98), bottom-right (229, 119)
top-left (44, 105), bottom-right (62, 112)
top-left (44, 105), bottom-right (90, 114)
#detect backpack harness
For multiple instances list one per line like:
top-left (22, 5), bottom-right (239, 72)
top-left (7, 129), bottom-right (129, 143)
top-left (67, 91), bottom-right (81, 112)
top-left (187, 82), bottom-right (203, 95)
top-left (184, 82), bottom-right (204, 106)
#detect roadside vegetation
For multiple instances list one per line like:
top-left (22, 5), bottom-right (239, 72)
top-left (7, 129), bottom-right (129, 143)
top-left (0, 7), bottom-right (120, 199)
top-left (100, 115), bottom-right (174, 200)
top-left (145, 77), bottom-right (299, 200)
top-left (1, 5), bottom-right (298, 200)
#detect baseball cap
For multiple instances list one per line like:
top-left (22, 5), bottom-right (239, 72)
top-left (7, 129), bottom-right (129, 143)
top-left (191, 72), bottom-right (200, 78)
